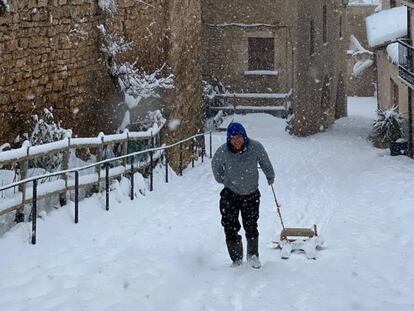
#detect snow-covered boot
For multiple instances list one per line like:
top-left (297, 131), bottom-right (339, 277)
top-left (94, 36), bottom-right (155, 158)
top-left (247, 255), bottom-right (261, 269)
top-left (247, 238), bottom-right (261, 269)
top-left (231, 259), bottom-right (243, 267)
top-left (226, 236), bottom-right (243, 265)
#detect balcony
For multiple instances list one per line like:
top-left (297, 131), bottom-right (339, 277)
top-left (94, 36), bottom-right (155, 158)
top-left (398, 39), bottom-right (414, 87)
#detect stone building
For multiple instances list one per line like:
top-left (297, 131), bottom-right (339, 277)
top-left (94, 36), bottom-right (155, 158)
top-left (396, 0), bottom-right (414, 156)
top-left (0, 0), bottom-right (202, 158)
top-left (202, 0), bottom-right (349, 136)
top-left (365, 1), bottom-right (408, 112)
top-left (1, 0), bottom-right (352, 152)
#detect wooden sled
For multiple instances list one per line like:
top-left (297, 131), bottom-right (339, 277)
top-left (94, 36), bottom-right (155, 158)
top-left (272, 225), bottom-right (324, 259)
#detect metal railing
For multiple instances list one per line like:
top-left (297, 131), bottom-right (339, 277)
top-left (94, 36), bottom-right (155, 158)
top-left (0, 132), bottom-right (214, 244)
top-left (398, 39), bottom-right (414, 158)
top-left (0, 120), bottom-right (167, 223)
top-left (207, 91), bottom-right (292, 119)
top-left (398, 39), bottom-right (414, 86)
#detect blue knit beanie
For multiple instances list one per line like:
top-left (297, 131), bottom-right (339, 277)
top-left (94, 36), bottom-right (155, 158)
top-left (227, 122), bottom-right (250, 146)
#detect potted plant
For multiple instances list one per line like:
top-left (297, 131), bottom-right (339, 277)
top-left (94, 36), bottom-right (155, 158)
top-left (369, 106), bottom-right (408, 155)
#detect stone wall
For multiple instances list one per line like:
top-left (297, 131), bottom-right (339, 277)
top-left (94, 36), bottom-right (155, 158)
top-left (164, 0), bottom-right (203, 169)
top-left (0, 0), bottom-right (201, 154)
top-left (381, 0), bottom-right (405, 10)
top-left (292, 0), bottom-right (348, 136)
top-left (1, 0), bottom-right (113, 143)
top-left (376, 49), bottom-right (408, 114)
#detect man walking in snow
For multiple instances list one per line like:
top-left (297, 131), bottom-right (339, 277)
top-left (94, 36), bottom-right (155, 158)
top-left (212, 122), bottom-right (275, 268)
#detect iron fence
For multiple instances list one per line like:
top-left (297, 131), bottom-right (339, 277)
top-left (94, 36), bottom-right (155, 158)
top-left (399, 39), bottom-right (414, 86)
top-left (0, 132), bottom-right (214, 244)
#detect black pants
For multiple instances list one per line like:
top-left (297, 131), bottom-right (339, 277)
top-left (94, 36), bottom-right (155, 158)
top-left (219, 187), bottom-right (260, 242)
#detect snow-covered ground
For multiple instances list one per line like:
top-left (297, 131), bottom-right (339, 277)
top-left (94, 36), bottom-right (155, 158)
top-left (1, 97), bottom-right (414, 311)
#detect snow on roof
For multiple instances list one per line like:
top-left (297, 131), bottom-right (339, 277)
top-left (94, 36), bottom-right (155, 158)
top-left (366, 6), bottom-right (407, 48)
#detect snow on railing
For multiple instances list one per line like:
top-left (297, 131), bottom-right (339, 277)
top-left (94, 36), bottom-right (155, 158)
top-left (209, 105), bottom-right (287, 111)
top-left (0, 118), bottom-right (166, 164)
top-left (206, 23), bottom-right (277, 28)
top-left (244, 70), bottom-right (279, 76)
top-left (214, 90), bottom-right (292, 99)
top-left (207, 90), bottom-right (292, 117)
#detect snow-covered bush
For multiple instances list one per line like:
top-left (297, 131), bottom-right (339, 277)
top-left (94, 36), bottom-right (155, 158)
top-left (98, 0), bottom-right (117, 14)
top-left (138, 110), bottom-right (166, 131)
top-left (98, 24), bottom-right (174, 130)
top-left (204, 110), bottom-right (225, 132)
top-left (30, 108), bottom-right (71, 171)
top-left (0, 0), bottom-right (10, 15)
top-left (115, 62), bottom-right (174, 110)
top-left (97, 25), bottom-right (131, 57)
top-left (202, 78), bottom-right (229, 105)
top-left (285, 112), bottom-right (295, 134)
top-left (369, 107), bottom-right (407, 148)
top-left (203, 78), bottom-right (231, 130)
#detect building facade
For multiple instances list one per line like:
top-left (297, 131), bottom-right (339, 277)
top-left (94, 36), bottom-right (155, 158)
top-left (365, 1), bottom-right (408, 111)
top-left (398, 0), bottom-right (414, 156)
top-left (365, 0), bottom-right (413, 155)
top-left (202, 0), bottom-right (348, 136)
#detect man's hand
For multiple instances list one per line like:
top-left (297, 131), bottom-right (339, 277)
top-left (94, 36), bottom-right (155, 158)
top-left (267, 178), bottom-right (274, 186)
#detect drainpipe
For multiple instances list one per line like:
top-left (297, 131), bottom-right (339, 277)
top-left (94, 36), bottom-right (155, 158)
top-left (408, 7), bottom-right (414, 158)
top-left (408, 89), bottom-right (413, 157)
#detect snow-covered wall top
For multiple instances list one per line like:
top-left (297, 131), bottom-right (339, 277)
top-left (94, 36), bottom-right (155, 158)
top-left (349, 0), bottom-right (379, 5)
top-left (366, 6), bottom-right (407, 48)
top-left (0, 116), bottom-right (166, 164)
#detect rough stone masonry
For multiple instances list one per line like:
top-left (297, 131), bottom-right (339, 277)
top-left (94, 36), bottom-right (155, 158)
top-left (0, 0), bottom-right (203, 163)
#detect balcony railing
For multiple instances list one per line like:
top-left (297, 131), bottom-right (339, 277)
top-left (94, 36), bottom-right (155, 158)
top-left (404, 0), bottom-right (414, 8)
top-left (398, 39), bottom-right (414, 87)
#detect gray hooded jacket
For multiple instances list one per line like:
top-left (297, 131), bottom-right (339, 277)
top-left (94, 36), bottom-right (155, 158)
top-left (211, 139), bottom-right (275, 195)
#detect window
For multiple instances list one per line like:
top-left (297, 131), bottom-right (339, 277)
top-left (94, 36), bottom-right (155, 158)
top-left (390, 0), bottom-right (397, 8)
top-left (310, 20), bottom-right (315, 55)
top-left (248, 37), bottom-right (274, 71)
top-left (390, 78), bottom-right (399, 110)
top-left (323, 5), bottom-right (327, 43)
top-left (339, 16), bottom-right (343, 39)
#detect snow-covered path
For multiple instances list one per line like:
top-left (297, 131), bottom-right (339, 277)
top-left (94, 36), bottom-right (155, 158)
top-left (1, 98), bottom-right (414, 311)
